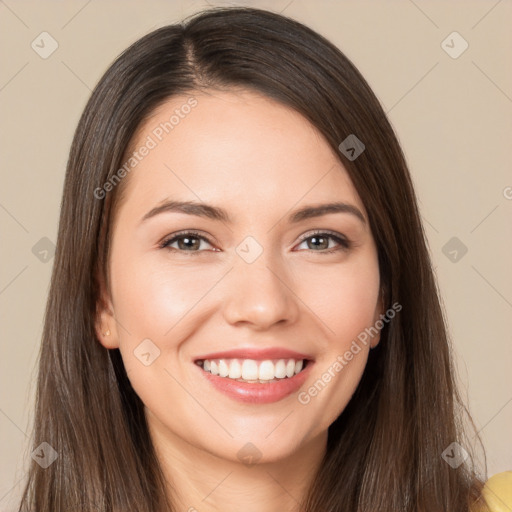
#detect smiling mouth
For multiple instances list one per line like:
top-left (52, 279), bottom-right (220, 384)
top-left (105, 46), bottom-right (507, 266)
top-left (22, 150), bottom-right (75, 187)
top-left (195, 357), bottom-right (311, 384)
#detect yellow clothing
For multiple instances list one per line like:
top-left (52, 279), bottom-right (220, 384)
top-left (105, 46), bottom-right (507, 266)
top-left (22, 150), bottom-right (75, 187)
top-left (478, 471), bottom-right (512, 511)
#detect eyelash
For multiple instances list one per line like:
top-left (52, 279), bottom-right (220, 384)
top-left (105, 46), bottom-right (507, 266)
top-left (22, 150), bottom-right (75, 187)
top-left (159, 229), bottom-right (351, 255)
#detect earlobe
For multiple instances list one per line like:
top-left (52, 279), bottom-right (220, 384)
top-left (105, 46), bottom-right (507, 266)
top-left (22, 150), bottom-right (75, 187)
top-left (95, 294), bottom-right (120, 349)
top-left (94, 267), bottom-right (120, 348)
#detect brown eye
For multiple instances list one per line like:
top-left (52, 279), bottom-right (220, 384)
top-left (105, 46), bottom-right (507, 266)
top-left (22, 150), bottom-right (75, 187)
top-left (160, 231), bottom-right (214, 252)
top-left (296, 231), bottom-right (351, 254)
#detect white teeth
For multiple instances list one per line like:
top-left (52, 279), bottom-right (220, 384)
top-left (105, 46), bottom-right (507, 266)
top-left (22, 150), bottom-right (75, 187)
top-left (228, 359), bottom-right (242, 379)
top-left (258, 360), bottom-right (275, 380)
top-left (275, 359), bottom-right (286, 378)
top-left (218, 360), bottom-right (229, 377)
top-left (286, 359), bottom-right (295, 377)
top-left (198, 358), bottom-right (307, 381)
top-left (241, 359), bottom-right (259, 380)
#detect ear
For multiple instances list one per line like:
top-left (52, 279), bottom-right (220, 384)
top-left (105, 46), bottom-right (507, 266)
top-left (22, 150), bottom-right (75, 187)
top-left (370, 291), bottom-right (386, 349)
top-left (95, 276), bottom-right (120, 349)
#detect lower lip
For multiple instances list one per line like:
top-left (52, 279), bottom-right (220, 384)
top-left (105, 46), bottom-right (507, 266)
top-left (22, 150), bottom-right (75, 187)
top-left (196, 361), bottom-right (314, 404)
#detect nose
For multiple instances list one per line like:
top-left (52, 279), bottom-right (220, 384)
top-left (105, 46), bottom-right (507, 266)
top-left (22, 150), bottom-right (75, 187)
top-left (221, 253), bottom-right (300, 331)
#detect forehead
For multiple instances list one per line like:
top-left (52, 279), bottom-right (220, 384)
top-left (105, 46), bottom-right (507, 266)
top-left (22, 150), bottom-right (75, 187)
top-left (117, 89), bottom-right (365, 222)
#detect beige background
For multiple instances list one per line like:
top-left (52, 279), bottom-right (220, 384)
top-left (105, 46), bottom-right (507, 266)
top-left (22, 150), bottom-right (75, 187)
top-left (1, 0), bottom-right (511, 508)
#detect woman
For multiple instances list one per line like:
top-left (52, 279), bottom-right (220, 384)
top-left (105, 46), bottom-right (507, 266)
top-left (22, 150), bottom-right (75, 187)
top-left (18, 6), bottom-right (508, 511)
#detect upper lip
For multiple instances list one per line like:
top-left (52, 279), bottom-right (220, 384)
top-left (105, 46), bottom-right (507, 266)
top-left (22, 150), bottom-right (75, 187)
top-left (194, 347), bottom-right (314, 362)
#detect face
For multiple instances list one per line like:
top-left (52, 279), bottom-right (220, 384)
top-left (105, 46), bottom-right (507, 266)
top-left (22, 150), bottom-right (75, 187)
top-left (97, 88), bottom-right (383, 464)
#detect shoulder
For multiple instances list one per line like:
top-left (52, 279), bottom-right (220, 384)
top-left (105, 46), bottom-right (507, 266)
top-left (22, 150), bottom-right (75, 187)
top-left (476, 471), bottom-right (512, 512)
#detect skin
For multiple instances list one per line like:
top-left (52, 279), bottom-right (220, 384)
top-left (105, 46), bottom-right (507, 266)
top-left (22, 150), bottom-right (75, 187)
top-left (96, 88), bottom-right (383, 512)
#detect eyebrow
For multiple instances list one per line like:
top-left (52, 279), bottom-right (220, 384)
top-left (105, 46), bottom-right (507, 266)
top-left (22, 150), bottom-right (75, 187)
top-left (140, 199), bottom-right (366, 225)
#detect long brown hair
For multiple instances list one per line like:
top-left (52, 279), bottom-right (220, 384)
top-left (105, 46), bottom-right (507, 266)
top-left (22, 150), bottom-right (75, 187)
top-left (18, 6), bottom-right (490, 511)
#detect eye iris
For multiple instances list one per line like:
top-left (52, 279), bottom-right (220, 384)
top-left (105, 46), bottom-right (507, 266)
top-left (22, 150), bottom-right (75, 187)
top-left (308, 236), bottom-right (329, 250)
top-left (178, 236), bottom-right (200, 251)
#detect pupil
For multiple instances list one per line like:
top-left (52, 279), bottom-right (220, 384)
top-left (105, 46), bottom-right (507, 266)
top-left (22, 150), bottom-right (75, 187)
top-left (179, 237), bottom-right (200, 250)
top-left (309, 236), bottom-right (328, 250)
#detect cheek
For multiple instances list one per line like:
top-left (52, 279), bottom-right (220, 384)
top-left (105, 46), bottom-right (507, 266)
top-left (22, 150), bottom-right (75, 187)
top-left (293, 251), bottom-right (380, 432)
top-left (109, 253), bottom-right (215, 405)
top-left (296, 251), bottom-right (381, 346)
top-left (111, 250), bottom-right (216, 341)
